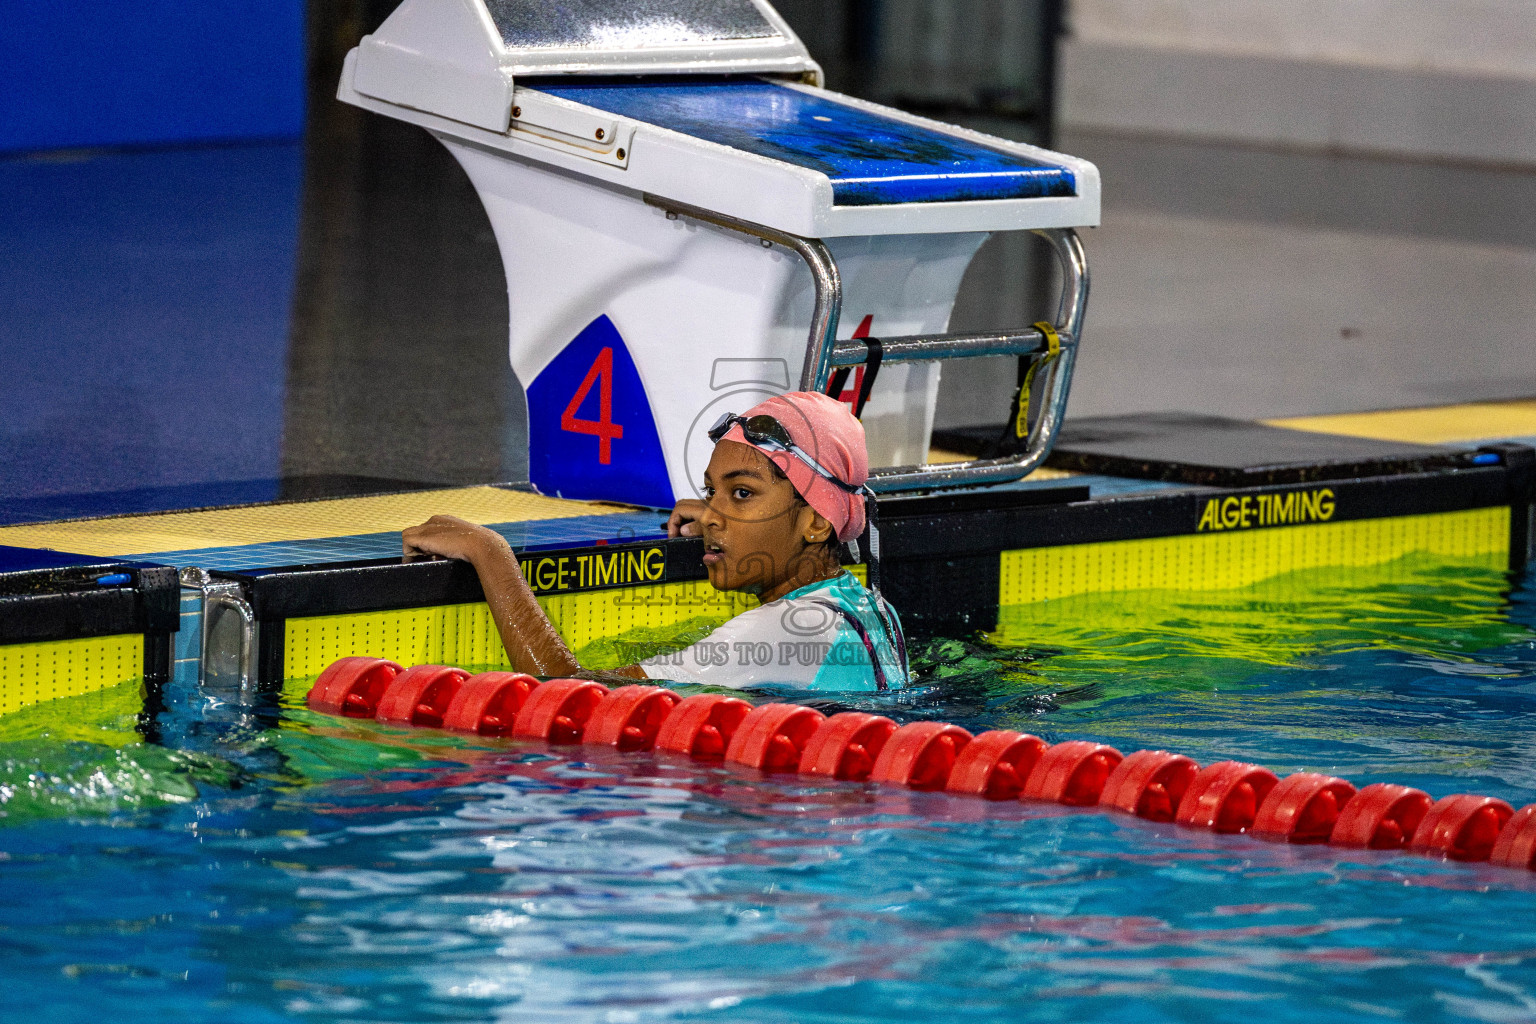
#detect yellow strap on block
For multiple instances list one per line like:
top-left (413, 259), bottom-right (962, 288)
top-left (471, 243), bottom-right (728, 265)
top-left (1012, 321), bottom-right (1062, 441)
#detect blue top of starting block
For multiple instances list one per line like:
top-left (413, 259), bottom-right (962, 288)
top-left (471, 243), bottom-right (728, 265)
top-left (530, 78), bottom-right (1076, 207)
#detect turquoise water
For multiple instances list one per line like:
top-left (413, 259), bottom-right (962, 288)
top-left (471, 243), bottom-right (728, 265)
top-left (4, 560), bottom-right (1536, 1022)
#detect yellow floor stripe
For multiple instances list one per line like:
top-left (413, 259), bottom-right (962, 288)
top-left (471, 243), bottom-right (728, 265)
top-left (0, 487), bottom-right (627, 558)
top-left (926, 447), bottom-right (980, 466)
top-left (1024, 465), bottom-right (1078, 481)
top-left (1266, 398), bottom-right (1536, 445)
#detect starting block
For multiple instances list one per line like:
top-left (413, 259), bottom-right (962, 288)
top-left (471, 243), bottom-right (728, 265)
top-left (338, 0), bottom-right (1099, 505)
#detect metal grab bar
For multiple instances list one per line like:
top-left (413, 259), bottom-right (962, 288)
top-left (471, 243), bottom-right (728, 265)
top-left (644, 195), bottom-right (1089, 494)
top-left (861, 228), bottom-right (1088, 492)
top-left (829, 327), bottom-right (1071, 367)
top-left (871, 227), bottom-right (1088, 493)
top-left (181, 567), bottom-right (258, 701)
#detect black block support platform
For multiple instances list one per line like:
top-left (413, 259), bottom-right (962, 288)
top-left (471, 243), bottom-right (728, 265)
top-left (937, 412), bottom-right (1487, 487)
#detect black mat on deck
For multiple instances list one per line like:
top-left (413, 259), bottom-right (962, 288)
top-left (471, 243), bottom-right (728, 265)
top-left (934, 413), bottom-right (1466, 487)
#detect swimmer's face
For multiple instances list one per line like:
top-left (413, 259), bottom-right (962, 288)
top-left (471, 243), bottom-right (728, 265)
top-left (698, 440), bottom-right (832, 597)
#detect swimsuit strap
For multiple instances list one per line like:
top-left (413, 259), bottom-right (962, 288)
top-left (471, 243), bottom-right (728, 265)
top-left (876, 594), bottom-right (908, 677)
top-left (810, 599), bottom-right (891, 693)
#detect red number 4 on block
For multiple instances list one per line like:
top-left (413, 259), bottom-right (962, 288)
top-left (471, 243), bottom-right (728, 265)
top-left (561, 346), bottom-right (625, 464)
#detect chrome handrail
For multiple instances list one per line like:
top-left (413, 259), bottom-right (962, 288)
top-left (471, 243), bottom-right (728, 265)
top-left (181, 567), bottom-right (258, 701)
top-left (644, 196), bottom-right (1089, 494)
top-left (828, 327), bottom-right (1061, 366)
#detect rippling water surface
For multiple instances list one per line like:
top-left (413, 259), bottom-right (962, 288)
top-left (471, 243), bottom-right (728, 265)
top-left (4, 556), bottom-right (1536, 1023)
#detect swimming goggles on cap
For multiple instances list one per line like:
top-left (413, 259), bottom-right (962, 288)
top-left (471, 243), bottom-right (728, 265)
top-left (707, 413), bottom-right (863, 495)
top-left (707, 411), bottom-right (891, 611)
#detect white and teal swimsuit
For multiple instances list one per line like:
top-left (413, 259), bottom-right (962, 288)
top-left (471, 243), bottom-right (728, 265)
top-left (640, 572), bottom-right (909, 693)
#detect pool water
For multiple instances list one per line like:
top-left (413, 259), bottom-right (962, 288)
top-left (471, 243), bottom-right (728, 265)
top-left (4, 556), bottom-right (1536, 1023)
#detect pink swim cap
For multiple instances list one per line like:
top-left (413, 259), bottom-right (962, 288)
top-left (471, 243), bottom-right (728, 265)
top-left (719, 391), bottom-right (869, 542)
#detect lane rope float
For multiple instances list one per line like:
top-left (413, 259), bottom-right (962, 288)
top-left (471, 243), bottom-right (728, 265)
top-left (306, 660), bottom-right (1536, 872)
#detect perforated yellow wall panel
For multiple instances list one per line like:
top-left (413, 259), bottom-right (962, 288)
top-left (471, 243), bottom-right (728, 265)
top-left (1000, 508), bottom-right (1509, 606)
top-left (541, 581), bottom-right (755, 652)
top-left (285, 603), bottom-right (508, 681)
top-left (0, 486), bottom-right (620, 558)
top-left (0, 634), bottom-right (143, 718)
top-left (282, 580), bottom-right (758, 682)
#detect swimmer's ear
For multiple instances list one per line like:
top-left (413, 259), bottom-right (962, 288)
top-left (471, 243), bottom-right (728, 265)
top-left (797, 504), bottom-right (835, 546)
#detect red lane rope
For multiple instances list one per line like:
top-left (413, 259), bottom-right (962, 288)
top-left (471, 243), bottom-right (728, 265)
top-left (307, 661), bottom-right (1536, 871)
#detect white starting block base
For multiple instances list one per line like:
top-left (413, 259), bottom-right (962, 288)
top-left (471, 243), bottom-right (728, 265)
top-left (449, 140), bottom-right (988, 506)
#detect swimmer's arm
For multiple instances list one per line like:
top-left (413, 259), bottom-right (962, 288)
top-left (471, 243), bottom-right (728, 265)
top-left (402, 516), bottom-right (646, 682)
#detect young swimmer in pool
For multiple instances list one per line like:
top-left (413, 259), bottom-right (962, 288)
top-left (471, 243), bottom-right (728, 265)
top-left (401, 391), bottom-right (908, 692)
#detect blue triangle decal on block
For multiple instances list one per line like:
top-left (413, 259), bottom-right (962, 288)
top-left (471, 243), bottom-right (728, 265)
top-left (526, 315), bottom-right (674, 508)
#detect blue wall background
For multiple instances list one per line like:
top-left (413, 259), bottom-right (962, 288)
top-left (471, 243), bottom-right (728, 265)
top-left (0, 1), bottom-right (307, 523)
top-left (0, 146), bottom-right (303, 515)
top-left (1, 0), bottom-right (306, 153)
